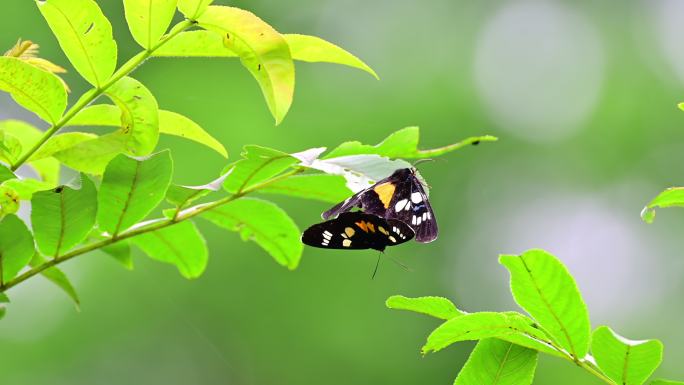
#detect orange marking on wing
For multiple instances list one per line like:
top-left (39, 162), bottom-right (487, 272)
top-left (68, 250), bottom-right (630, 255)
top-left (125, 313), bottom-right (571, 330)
top-left (373, 183), bottom-right (396, 209)
top-left (367, 222), bottom-right (375, 232)
top-left (355, 221), bottom-right (369, 232)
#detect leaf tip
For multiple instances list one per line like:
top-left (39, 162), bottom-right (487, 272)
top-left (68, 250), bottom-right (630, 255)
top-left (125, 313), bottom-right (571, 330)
top-left (641, 206), bottom-right (656, 224)
top-left (678, 102), bottom-right (684, 111)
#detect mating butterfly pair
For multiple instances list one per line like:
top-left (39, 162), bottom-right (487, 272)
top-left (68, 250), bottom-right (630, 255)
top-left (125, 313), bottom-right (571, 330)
top-left (301, 168), bottom-right (438, 251)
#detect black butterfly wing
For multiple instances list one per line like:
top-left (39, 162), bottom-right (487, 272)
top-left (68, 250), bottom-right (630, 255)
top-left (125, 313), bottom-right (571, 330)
top-left (322, 171), bottom-right (404, 220)
top-left (386, 176), bottom-right (438, 243)
top-left (302, 214), bottom-right (373, 249)
top-left (384, 218), bottom-right (415, 246)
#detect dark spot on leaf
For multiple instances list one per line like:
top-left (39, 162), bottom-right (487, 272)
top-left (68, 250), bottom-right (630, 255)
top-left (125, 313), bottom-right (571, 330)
top-left (260, 32), bottom-right (264, 37)
top-left (257, 64), bottom-right (262, 71)
top-left (225, 33), bottom-right (230, 40)
top-left (84, 22), bottom-right (94, 35)
top-left (54, 186), bottom-right (64, 193)
top-left (133, 95), bottom-right (142, 100)
top-left (472, 140), bottom-right (480, 146)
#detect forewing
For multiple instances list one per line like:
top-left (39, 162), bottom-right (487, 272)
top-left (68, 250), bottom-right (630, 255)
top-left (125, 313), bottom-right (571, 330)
top-left (387, 177), bottom-right (438, 243)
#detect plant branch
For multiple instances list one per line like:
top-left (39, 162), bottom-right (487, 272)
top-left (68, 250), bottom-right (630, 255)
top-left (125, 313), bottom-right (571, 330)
top-left (0, 168), bottom-right (303, 292)
top-left (10, 19), bottom-right (195, 172)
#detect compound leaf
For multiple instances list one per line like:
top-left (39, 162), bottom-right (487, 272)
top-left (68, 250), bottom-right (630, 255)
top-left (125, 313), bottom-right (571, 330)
top-left (97, 151), bottom-right (173, 235)
top-left (592, 326), bottom-right (663, 385)
top-left (31, 175), bottom-right (97, 257)
top-left (454, 338), bottom-right (538, 385)
top-left (37, 0), bottom-right (117, 87)
top-left (499, 249), bottom-right (591, 359)
top-left (198, 6), bottom-right (294, 124)
top-left (201, 197), bottom-right (302, 269)
top-left (0, 57), bottom-right (67, 124)
top-left (132, 221), bottom-right (207, 279)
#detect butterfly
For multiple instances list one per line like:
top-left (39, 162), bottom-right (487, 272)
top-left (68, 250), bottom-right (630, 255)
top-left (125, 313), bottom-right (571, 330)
top-left (322, 168), bottom-right (438, 243)
top-left (301, 212), bottom-right (415, 251)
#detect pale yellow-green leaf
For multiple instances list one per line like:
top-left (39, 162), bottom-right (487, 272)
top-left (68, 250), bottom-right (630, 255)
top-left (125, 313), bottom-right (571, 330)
top-left (124, 0), bottom-right (178, 49)
top-left (153, 30), bottom-right (238, 57)
top-left (37, 0), bottom-right (117, 87)
top-left (0, 120), bottom-right (60, 184)
top-left (284, 34), bottom-right (378, 79)
top-left (53, 133), bottom-right (127, 174)
top-left (198, 6), bottom-right (295, 124)
top-left (177, 0), bottom-right (213, 19)
top-left (30, 132), bottom-right (98, 161)
top-left (0, 57), bottom-right (67, 124)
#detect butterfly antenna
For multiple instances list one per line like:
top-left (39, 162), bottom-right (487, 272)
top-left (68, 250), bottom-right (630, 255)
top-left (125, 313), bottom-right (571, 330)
top-left (371, 251), bottom-right (383, 280)
top-left (412, 158), bottom-right (435, 168)
top-left (389, 256), bottom-right (413, 272)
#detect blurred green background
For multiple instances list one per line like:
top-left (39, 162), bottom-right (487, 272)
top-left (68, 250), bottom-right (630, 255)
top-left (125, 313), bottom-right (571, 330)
top-left (2, 0), bottom-right (684, 384)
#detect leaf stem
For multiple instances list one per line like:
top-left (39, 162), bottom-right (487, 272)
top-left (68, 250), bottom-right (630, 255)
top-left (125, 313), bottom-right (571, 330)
top-left (0, 169), bottom-right (302, 292)
top-left (10, 19), bottom-right (195, 172)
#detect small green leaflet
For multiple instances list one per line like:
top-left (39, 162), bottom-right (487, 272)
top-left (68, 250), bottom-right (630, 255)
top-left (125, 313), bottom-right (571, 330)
top-left (454, 338), bottom-right (538, 385)
top-left (201, 197), bottom-right (302, 269)
top-left (37, 0), bottom-right (117, 87)
top-left (500, 249), bottom-right (591, 359)
top-left (325, 126), bottom-right (497, 159)
top-left (0, 57), bottom-right (67, 124)
top-left (0, 130), bottom-right (22, 164)
top-left (2, 178), bottom-right (53, 200)
top-left (167, 168), bottom-right (233, 209)
top-left (30, 132), bottom-right (97, 161)
top-left (223, 146), bottom-right (298, 193)
top-left (258, 174), bottom-right (351, 204)
top-left (0, 164), bottom-right (14, 182)
top-left (198, 6), bottom-right (295, 124)
top-left (31, 175), bottom-right (97, 257)
top-left (591, 326), bottom-right (663, 385)
top-left (132, 221), bottom-right (208, 279)
top-left (0, 184), bottom-right (20, 215)
top-left (52, 133), bottom-right (128, 175)
top-left (641, 187), bottom-right (684, 223)
top-left (97, 151), bottom-right (173, 235)
top-left (104, 76), bottom-right (160, 156)
top-left (0, 215), bottom-right (35, 284)
top-left (385, 295), bottom-right (465, 320)
top-left (283, 34), bottom-right (378, 79)
top-left (30, 253), bottom-right (80, 308)
top-left (123, 0), bottom-right (177, 49)
top-left (0, 120), bottom-right (61, 184)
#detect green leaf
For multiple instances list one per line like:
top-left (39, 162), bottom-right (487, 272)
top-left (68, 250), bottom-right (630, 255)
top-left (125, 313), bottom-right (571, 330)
top-left (0, 164), bottom-right (14, 183)
top-left (258, 174), bottom-right (351, 203)
top-left (499, 249), bottom-right (591, 359)
top-left (153, 30), bottom-right (238, 57)
top-left (0, 293), bottom-right (8, 320)
top-left (30, 132), bottom-right (97, 161)
top-left (0, 57), bottom-right (67, 124)
top-left (0, 184), bottom-right (20, 215)
top-left (177, 0), bottom-right (213, 19)
top-left (284, 34), bottom-right (378, 79)
top-left (131, 221), bottom-right (208, 279)
top-left (166, 169), bottom-right (231, 209)
top-left (385, 295), bottom-right (465, 320)
top-left (123, 0), bottom-right (178, 49)
top-left (69, 105), bottom-right (227, 158)
top-left (202, 197), bottom-right (302, 269)
top-left (0, 130), bottom-right (22, 164)
top-left (326, 126), bottom-right (497, 159)
top-left (30, 253), bottom-right (80, 308)
top-left (52, 134), bottom-right (127, 175)
top-left (104, 76), bottom-right (160, 156)
top-left (454, 338), bottom-right (538, 385)
top-left (651, 380), bottom-right (684, 385)
top-left (0, 215), bottom-right (34, 284)
top-left (31, 176), bottom-right (97, 257)
top-left (2, 177), bottom-right (53, 200)
top-left (198, 6), bottom-right (295, 124)
top-left (101, 241), bottom-right (133, 270)
top-left (223, 145), bottom-right (297, 193)
top-left (98, 151), bottom-right (173, 235)
top-left (592, 326), bottom-right (663, 385)
top-left (422, 312), bottom-right (552, 355)
top-left (0, 120), bottom-right (61, 184)
top-left (37, 0), bottom-right (117, 87)
top-left (641, 187), bottom-right (684, 223)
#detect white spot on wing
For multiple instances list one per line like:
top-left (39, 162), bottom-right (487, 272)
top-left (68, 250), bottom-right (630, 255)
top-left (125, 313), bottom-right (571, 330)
top-left (342, 239), bottom-right (352, 247)
top-left (395, 199), bottom-right (409, 212)
top-left (411, 192), bottom-right (422, 203)
top-left (389, 236), bottom-right (397, 243)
